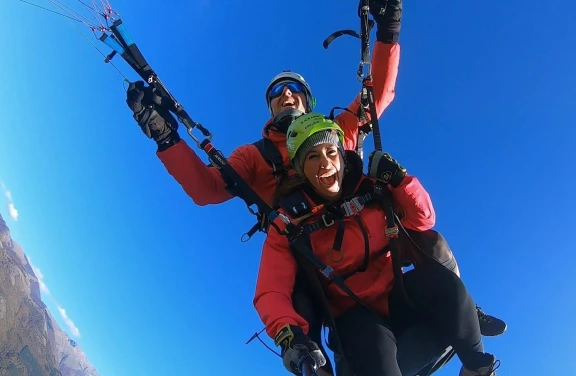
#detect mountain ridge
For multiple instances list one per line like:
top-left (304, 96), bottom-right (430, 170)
top-left (0, 213), bottom-right (99, 376)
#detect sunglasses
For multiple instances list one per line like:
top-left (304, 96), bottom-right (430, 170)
top-left (268, 82), bottom-right (306, 99)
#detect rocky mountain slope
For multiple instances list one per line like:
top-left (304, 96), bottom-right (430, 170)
top-left (0, 213), bottom-right (99, 376)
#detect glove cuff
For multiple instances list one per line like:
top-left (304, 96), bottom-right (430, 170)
top-left (274, 324), bottom-right (303, 348)
top-left (374, 0), bottom-right (402, 43)
top-left (156, 131), bottom-right (181, 152)
top-left (376, 25), bottom-right (400, 43)
top-left (389, 168), bottom-right (406, 188)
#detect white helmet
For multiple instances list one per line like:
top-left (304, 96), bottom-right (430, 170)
top-left (265, 70), bottom-right (315, 115)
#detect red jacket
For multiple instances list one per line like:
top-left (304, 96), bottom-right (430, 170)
top-left (156, 42), bottom-right (400, 206)
top-left (253, 174), bottom-right (435, 339)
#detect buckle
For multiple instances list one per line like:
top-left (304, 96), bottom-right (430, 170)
top-left (321, 214), bottom-right (335, 227)
top-left (385, 225), bottom-right (399, 237)
top-left (342, 197), bottom-right (364, 216)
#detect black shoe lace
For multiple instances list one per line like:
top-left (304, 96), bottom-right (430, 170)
top-left (476, 305), bottom-right (492, 323)
top-left (486, 359), bottom-right (501, 375)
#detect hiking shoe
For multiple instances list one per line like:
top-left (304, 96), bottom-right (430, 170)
top-left (477, 305), bottom-right (507, 337)
top-left (460, 353), bottom-right (500, 376)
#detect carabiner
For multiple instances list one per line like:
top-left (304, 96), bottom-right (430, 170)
top-left (186, 123), bottom-right (213, 148)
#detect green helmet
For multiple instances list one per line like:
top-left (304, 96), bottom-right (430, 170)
top-left (286, 113), bottom-right (345, 175)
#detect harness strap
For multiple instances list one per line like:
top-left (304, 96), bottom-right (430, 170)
top-left (252, 138), bottom-right (285, 183)
top-left (334, 244), bottom-right (390, 282)
top-left (356, 123), bottom-right (373, 160)
top-left (354, 215), bottom-right (371, 273)
top-left (288, 237), bottom-right (347, 358)
top-left (281, 214), bottom-right (399, 352)
top-left (301, 192), bottom-right (374, 234)
top-left (373, 181), bottom-right (414, 307)
top-left (296, 182), bottom-right (393, 286)
top-left (295, 179), bottom-right (413, 309)
top-left (240, 138), bottom-right (290, 241)
top-left (329, 219), bottom-right (346, 262)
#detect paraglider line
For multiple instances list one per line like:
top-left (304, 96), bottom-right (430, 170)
top-left (256, 335), bottom-right (281, 358)
top-left (64, 12), bottom-right (129, 81)
top-left (245, 328), bottom-right (281, 357)
top-left (17, 0), bottom-right (128, 80)
top-left (17, 0), bottom-right (86, 23)
top-left (76, 0), bottom-right (107, 27)
top-left (48, 0), bottom-right (102, 30)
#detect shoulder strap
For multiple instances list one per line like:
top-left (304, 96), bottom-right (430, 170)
top-left (252, 138), bottom-right (285, 180)
top-left (355, 176), bottom-right (376, 197)
top-left (241, 139), bottom-right (295, 241)
top-left (276, 187), bottom-right (312, 218)
top-left (326, 106), bottom-right (373, 160)
top-left (356, 122), bottom-right (373, 160)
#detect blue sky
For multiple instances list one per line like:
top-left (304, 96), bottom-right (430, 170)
top-left (1, 0), bottom-right (575, 375)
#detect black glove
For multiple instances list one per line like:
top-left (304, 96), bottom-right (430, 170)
top-left (369, 0), bottom-right (402, 43)
top-left (126, 81), bottom-right (180, 151)
top-left (368, 150), bottom-right (406, 187)
top-left (274, 324), bottom-right (326, 375)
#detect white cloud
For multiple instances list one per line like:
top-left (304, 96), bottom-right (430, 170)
top-left (1, 181), bottom-right (19, 221)
top-left (4, 185), bottom-right (81, 340)
top-left (28, 258), bottom-right (80, 338)
top-left (57, 306), bottom-right (81, 338)
top-left (8, 203), bottom-right (18, 221)
top-left (29, 260), bottom-right (50, 295)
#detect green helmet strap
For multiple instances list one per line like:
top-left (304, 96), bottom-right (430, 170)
top-left (310, 96), bottom-right (317, 111)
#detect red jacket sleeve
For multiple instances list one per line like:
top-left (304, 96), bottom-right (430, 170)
top-left (156, 140), bottom-right (258, 206)
top-left (389, 175), bottom-right (436, 231)
top-left (253, 224), bottom-right (309, 339)
top-left (336, 42), bottom-right (400, 151)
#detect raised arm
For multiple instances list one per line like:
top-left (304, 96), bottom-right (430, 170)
top-left (157, 140), bottom-right (258, 206)
top-left (335, 0), bottom-right (402, 150)
top-left (125, 81), bottom-right (258, 206)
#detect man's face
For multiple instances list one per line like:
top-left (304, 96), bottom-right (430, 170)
top-left (269, 82), bottom-right (307, 116)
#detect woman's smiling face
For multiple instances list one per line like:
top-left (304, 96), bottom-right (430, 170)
top-left (303, 143), bottom-right (344, 199)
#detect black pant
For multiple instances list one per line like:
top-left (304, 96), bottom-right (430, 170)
top-left (334, 263), bottom-right (483, 376)
top-left (332, 318), bottom-right (450, 376)
top-left (291, 263), bottom-right (461, 376)
top-left (293, 230), bottom-right (465, 376)
top-left (292, 269), bottom-right (335, 374)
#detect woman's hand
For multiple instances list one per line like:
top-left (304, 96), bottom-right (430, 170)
top-left (368, 150), bottom-right (407, 187)
top-left (275, 324), bottom-right (326, 375)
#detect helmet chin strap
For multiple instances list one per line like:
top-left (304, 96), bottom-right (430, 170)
top-left (270, 109), bottom-right (305, 134)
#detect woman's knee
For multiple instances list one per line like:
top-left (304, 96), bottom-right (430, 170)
top-left (404, 264), bottom-right (470, 309)
top-left (439, 249), bottom-right (460, 277)
top-left (405, 229), bottom-right (461, 277)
